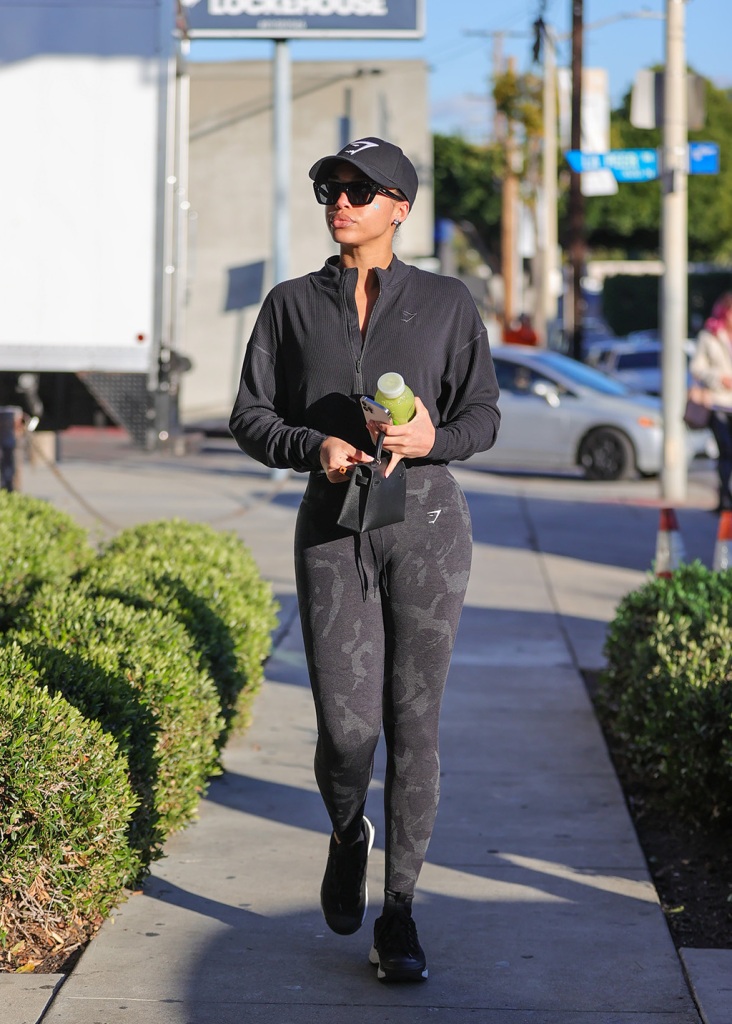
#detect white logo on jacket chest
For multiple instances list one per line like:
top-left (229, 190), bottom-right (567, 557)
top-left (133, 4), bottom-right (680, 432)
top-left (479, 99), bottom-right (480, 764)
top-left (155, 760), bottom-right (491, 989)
top-left (401, 310), bottom-right (416, 323)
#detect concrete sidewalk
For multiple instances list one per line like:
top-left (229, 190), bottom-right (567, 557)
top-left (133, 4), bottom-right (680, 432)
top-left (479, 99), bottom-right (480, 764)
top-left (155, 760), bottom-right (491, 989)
top-left (5, 432), bottom-right (730, 1023)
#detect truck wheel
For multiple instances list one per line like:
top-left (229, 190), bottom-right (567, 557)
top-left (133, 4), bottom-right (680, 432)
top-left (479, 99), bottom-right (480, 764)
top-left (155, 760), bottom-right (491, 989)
top-left (579, 428), bottom-right (635, 481)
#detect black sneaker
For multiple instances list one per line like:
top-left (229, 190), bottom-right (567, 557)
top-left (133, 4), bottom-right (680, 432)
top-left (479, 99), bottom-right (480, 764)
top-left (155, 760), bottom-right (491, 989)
top-left (368, 903), bottom-right (429, 982)
top-left (320, 817), bottom-right (375, 935)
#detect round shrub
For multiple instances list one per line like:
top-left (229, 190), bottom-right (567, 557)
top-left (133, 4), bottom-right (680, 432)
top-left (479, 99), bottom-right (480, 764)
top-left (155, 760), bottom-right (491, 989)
top-left (84, 519), bottom-right (279, 734)
top-left (0, 643), bottom-right (139, 965)
top-left (0, 490), bottom-right (94, 630)
top-left (9, 583), bottom-right (224, 864)
top-left (598, 561), bottom-right (732, 825)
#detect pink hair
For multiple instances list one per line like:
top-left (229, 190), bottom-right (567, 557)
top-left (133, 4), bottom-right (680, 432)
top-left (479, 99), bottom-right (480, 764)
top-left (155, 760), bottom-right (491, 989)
top-left (704, 292), bottom-right (732, 334)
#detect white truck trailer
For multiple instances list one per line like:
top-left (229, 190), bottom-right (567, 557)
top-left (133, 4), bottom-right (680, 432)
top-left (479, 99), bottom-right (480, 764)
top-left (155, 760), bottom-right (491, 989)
top-left (0, 0), bottom-right (188, 446)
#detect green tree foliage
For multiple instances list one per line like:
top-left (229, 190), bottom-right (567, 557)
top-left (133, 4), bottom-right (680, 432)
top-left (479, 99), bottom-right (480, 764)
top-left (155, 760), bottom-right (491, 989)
top-left (584, 76), bottom-right (732, 261)
top-left (433, 134), bottom-right (502, 260)
top-left (433, 71), bottom-right (542, 267)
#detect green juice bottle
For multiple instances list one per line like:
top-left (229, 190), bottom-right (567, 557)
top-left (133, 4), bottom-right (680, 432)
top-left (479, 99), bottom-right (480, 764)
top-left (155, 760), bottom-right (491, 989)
top-left (374, 372), bottom-right (415, 425)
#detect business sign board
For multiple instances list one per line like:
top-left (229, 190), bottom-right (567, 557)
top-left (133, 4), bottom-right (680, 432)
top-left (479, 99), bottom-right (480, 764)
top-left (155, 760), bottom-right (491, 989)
top-left (181, 0), bottom-right (425, 38)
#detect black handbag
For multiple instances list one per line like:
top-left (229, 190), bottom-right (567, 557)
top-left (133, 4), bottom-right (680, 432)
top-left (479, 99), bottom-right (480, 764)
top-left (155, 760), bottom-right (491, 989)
top-left (336, 433), bottom-right (406, 533)
top-left (683, 385), bottom-right (712, 430)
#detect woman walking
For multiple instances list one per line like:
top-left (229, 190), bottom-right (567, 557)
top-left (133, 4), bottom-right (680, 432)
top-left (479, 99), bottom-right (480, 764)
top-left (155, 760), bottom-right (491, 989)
top-left (230, 137), bottom-right (500, 982)
top-left (690, 292), bottom-right (732, 512)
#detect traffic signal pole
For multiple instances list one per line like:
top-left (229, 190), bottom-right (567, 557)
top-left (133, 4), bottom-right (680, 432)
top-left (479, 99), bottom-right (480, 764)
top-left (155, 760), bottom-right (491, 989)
top-left (660, 0), bottom-right (688, 504)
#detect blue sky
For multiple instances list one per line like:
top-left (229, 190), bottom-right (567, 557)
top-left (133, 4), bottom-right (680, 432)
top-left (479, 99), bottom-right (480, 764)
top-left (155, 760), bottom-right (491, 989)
top-left (188, 0), bottom-right (729, 143)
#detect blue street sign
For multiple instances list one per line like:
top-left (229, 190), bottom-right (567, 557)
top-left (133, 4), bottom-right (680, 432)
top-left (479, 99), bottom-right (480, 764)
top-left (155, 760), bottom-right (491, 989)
top-left (689, 142), bottom-right (720, 175)
top-left (567, 143), bottom-right (720, 183)
top-left (566, 149), bottom-right (658, 182)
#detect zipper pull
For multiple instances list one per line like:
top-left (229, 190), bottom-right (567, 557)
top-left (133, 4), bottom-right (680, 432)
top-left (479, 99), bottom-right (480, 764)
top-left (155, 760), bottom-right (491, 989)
top-left (356, 358), bottom-right (362, 374)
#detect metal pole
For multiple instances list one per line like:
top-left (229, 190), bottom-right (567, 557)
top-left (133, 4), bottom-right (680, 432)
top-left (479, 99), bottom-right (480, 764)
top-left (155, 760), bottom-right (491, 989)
top-left (538, 24), bottom-right (558, 347)
top-left (660, 0), bottom-right (688, 504)
top-left (568, 0), bottom-right (584, 360)
top-left (272, 39), bottom-right (291, 286)
top-left (501, 57), bottom-right (519, 333)
top-left (271, 40), bottom-right (291, 481)
top-left (0, 406), bottom-right (22, 492)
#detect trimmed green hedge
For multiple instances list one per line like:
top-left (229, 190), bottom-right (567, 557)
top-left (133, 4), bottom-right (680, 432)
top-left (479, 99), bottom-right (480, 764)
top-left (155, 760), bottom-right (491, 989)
top-left (598, 562), bottom-right (732, 825)
top-left (0, 491), bottom-right (94, 630)
top-left (1, 505), bottom-right (279, 966)
top-left (9, 585), bottom-right (224, 863)
top-left (82, 519), bottom-right (279, 735)
top-left (0, 645), bottom-right (139, 932)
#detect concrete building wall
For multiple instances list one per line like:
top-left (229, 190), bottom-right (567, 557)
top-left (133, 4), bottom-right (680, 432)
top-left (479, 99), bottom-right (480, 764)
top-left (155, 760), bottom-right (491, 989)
top-left (181, 58), bottom-right (432, 423)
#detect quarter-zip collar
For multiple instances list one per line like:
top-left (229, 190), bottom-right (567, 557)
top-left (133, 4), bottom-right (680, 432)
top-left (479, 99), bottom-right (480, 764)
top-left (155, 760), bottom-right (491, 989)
top-left (314, 255), bottom-right (412, 395)
top-left (314, 254), bottom-right (412, 296)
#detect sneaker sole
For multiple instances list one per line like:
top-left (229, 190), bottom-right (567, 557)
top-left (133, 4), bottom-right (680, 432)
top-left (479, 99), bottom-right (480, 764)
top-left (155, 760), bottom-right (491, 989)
top-left (368, 946), bottom-right (429, 982)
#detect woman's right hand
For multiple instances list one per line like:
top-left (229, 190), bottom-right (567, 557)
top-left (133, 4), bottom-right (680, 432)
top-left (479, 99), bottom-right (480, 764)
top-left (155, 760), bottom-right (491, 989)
top-left (319, 436), bottom-right (373, 483)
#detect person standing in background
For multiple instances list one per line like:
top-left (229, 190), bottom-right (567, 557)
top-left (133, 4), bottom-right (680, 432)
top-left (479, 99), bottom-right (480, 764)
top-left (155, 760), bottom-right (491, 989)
top-left (503, 313), bottom-right (538, 346)
top-left (690, 293), bottom-right (732, 512)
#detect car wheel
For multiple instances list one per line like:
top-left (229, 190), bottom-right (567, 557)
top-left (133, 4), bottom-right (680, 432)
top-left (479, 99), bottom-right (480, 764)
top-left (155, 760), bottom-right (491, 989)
top-left (578, 428), bottom-right (636, 481)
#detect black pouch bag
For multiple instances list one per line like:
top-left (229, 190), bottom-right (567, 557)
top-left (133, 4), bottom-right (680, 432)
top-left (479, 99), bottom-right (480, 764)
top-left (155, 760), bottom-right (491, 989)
top-left (336, 433), bottom-right (406, 533)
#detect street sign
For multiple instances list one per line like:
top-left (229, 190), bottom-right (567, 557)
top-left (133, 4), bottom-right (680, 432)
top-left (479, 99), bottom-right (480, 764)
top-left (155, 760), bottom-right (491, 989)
top-left (566, 143), bottom-right (721, 182)
top-left (566, 148), bottom-right (658, 182)
top-left (689, 141), bottom-right (720, 175)
top-left (182, 0), bottom-right (425, 38)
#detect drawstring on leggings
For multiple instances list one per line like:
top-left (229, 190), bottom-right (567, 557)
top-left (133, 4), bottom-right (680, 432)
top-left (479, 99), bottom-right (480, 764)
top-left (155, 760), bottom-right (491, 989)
top-left (354, 531), bottom-right (390, 600)
top-left (354, 534), bottom-right (369, 601)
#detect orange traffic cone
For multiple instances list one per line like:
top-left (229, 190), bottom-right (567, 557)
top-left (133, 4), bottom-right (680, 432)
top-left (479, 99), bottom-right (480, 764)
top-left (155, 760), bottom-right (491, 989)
top-left (654, 507), bottom-right (685, 578)
top-left (713, 511), bottom-right (732, 571)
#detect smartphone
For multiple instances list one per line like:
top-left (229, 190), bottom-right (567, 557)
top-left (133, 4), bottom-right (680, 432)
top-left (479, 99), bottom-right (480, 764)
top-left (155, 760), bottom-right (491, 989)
top-left (360, 395), bottom-right (393, 426)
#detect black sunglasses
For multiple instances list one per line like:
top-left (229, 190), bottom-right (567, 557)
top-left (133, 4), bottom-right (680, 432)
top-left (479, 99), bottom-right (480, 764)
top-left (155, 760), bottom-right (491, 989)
top-left (313, 179), bottom-right (407, 206)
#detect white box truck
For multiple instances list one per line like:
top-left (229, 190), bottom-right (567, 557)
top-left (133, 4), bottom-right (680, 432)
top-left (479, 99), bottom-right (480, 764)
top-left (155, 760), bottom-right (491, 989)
top-left (0, 0), bottom-right (188, 446)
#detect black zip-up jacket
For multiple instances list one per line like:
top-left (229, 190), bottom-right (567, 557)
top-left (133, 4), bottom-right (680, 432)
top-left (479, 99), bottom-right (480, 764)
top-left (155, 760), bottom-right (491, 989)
top-left (229, 255), bottom-right (500, 472)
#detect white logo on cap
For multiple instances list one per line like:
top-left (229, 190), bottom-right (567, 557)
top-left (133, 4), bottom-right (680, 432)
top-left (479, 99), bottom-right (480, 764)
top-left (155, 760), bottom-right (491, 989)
top-left (344, 140), bottom-right (380, 155)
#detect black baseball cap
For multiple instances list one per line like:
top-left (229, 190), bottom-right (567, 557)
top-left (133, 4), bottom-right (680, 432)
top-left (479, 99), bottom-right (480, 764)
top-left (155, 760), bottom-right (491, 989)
top-left (309, 137), bottom-right (418, 209)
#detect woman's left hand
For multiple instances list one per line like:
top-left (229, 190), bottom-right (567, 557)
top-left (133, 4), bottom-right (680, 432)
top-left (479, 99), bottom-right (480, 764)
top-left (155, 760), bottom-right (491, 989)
top-left (367, 396), bottom-right (436, 478)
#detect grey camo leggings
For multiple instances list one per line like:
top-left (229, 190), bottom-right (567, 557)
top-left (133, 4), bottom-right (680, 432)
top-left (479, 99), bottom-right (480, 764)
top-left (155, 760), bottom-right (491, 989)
top-left (294, 464), bottom-right (472, 895)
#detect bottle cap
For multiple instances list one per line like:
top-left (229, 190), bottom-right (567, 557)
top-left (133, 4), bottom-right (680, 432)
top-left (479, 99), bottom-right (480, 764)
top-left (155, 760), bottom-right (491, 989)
top-left (376, 372), bottom-right (405, 398)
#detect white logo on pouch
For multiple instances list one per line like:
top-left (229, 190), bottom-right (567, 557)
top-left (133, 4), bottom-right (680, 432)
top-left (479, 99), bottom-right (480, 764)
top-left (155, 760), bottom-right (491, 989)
top-left (206, 0), bottom-right (388, 16)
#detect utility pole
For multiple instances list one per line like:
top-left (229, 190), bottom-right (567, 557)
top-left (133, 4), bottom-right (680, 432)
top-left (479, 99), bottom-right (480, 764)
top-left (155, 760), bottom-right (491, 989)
top-left (492, 32), bottom-right (505, 141)
top-left (567, 0), bottom-right (584, 360)
top-left (660, 0), bottom-right (688, 503)
top-left (501, 56), bottom-right (520, 333)
top-left (535, 19), bottom-right (558, 347)
top-left (466, 28), bottom-right (532, 335)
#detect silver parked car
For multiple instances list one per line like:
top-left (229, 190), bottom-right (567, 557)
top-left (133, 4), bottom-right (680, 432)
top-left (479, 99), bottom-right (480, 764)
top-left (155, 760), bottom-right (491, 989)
top-left (589, 338), bottom-right (695, 396)
top-left (467, 346), bottom-right (708, 481)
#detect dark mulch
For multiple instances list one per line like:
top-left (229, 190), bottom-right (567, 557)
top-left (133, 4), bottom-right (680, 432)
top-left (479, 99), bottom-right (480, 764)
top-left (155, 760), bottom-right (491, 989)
top-left (584, 670), bottom-right (732, 950)
top-left (629, 803), bottom-right (732, 948)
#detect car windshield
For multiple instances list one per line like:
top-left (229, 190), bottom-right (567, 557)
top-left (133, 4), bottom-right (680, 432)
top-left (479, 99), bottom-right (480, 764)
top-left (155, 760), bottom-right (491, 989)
top-left (520, 351), bottom-right (633, 397)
